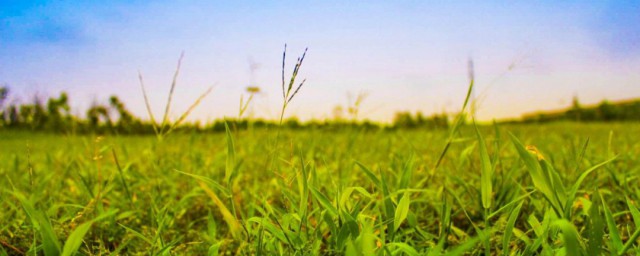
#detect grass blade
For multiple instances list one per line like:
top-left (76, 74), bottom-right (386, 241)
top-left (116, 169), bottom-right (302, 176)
top-left (175, 170), bottom-right (230, 197)
top-left (447, 235), bottom-right (482, 256)
top-left (224, 122), bottom-right (236, 185)
top-left (138, 71), bottom-right (159, 135)
top-left (388, 242), bottom-right (419, 256)
top-left (198, 181), bottom-right (242, 239)
top-left (296, 152), bottom-right (310, 232)
top-left (247, 217), bottom-right (288, 244)
top-left (161, 52), bottom-right (184, 131)
top-left (553, 219), bottom-right (584, 256)
top-left (565, 156), bottom-right (617, 217)
top-left (394, 192), bottom-right (411, 231)
top-left (208, 241), bottom-right (222, 256)
top-left (355, 162), bottom-right (381, 188)
top-left (398, 154), bottom-right (415, 190)
top-left (619, 228), bottom-right (640, 255)
top-left (12, 192), bottom-right (61, 256)
top-left (439, 194), bottom-right (452, 241)
top-left (489, 191), bottom-right (535, 219)
top-left (509, 133), bottom-right (563, 217)
top-left (112, 148), bottom-right (133, 205)
top-left (434, 79), bottom-right (474, 170)
top-left (167, 86), bottom-right (213, 133)
top-left (310, 187), bottom-right (338, 217)
top-left (62, 210), bottom-right (118, 256)
top-left (627, 197), bottom-right (640, 229)
top-left (601, 192), bottom-right (623, 252)
top-left (474, 121), bottom-right (492, 210)
top-left (339, 187), bottom-right (373, 210)
top-left (503, 201), bottom-right (524, 256)
top-left (379, 168), bottom-right (396, 236)
top-left (118, 223), bottom-right (153, 245)
top-left (586, 192), bottom-right (604, 255)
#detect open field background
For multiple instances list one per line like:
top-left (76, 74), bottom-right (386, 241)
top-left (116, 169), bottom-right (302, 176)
top-left (1, 122), bottom-right (639, 255)
top-left (2, 1), bottom-right (639, 255)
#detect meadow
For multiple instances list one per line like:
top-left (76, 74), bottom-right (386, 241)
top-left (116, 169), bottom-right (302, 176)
top-left (1, 48), bottom-right (640, 255)
top-left (1, 121), bottom-right (639, 255)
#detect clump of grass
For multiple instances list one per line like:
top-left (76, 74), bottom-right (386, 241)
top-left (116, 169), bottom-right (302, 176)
top-left (138, 52), bottom-right (213, 140)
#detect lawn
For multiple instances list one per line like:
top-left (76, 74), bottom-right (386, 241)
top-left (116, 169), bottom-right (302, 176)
top-left (1, 122), bottom-right (639, 255)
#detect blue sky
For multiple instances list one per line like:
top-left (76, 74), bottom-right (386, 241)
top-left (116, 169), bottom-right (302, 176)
top-left (1, 1), bottom-right (639, 122)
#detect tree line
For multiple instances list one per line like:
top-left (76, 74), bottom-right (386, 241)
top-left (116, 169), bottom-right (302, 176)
top-left (520, 97), bottom-right (640, 123)
top-left (3, 86), bottom-right (636, 134)
top-left (0, 86), bottom-right (452, 134)
top-left (0, 87), bottom-right (152, 134)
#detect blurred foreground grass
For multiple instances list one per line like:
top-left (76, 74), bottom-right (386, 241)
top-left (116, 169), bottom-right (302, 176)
top-left (1, 122), bottom-right (640, 255)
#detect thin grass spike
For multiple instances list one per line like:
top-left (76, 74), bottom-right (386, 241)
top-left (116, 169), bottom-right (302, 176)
top-left (287, 69), bottom-right (297, 98)
top-left (300, 48), bottom-right (307, 64)
top-left (288, 79), bottom-right (306, 103)
top-left (285, 48), bottom-right (308, 100)
top-left (138, 71), bottom-right (160, 135)
top-left (282, 44), bottom-right (287, 100)
top-left (161, 51), bottom-right (185, 131)
top-left (167, 86), bottom-right (213, 133)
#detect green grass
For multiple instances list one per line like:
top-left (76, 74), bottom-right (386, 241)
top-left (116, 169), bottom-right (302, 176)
top-left (1, 122), bottom-right (640, 255)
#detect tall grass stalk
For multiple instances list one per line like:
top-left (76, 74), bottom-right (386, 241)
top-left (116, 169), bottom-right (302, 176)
top-left (277, 44), bottom-right (308, 131)
top-left (138, 53), bottom-right (213, 141)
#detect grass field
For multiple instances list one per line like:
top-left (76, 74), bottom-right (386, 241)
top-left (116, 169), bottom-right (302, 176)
top-left (1, 122), bottom-right (639, 255)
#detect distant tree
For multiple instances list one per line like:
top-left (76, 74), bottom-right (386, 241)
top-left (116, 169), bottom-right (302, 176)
top-left (0, 86), bottom-right (7, 107)
top-left (8, 105), bottom-right (19, 127)
top-left (597, 101), bottom-right (618, 121)
top-left (622, 102), bottom-right (640, 120)
top-left (393, 111), bottom-right (449, 129)
top-left (30, 95), bottom-right (48, 130)
top-left (19, 105), bottom-right (35, 127)
top-left (430, 113), bottom-right (449, 129)
top-left (87, 105), bottom-right (111, 131)
top-left (109, 95), bottom-right (141, 133)
top-left (46, 92), bottom-right (71, 131)
top-left (285, 117), bottom-right (301, 129)
top-left (415, 111), bottom-right (425, 126)
top-left (0, 86), bottom-right (8, 126)
top-left (393, 111), bottom-right (416, 128)
top-left (566, 96), bottom-right (582, 121)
